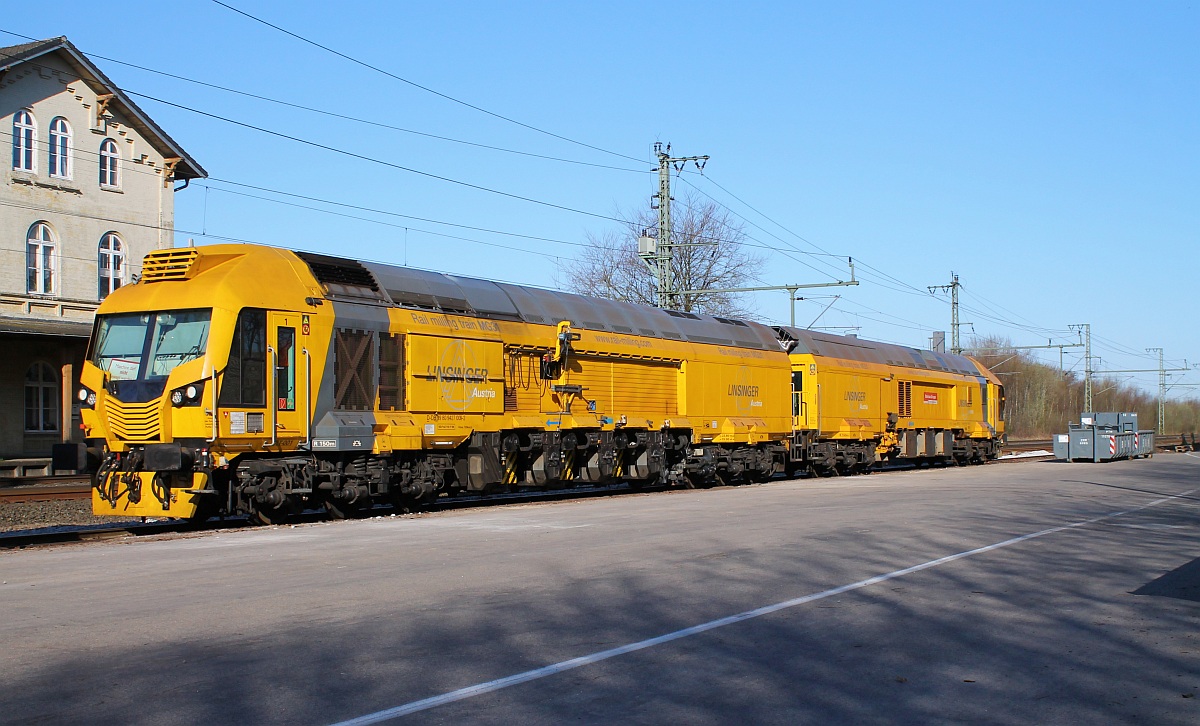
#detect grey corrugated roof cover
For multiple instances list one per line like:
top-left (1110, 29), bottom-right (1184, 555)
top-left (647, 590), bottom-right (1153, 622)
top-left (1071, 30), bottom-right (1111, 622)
top-left (774, 326), bottom-right (981, 375)
top-left (336, 256), bottom-right (781, 351)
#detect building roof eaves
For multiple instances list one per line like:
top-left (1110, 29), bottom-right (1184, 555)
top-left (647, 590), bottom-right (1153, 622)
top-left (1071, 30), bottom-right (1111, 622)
top-left (0, 36), bottom-right (207, 180)
top-left (0, 315), bottom-right (93, 339)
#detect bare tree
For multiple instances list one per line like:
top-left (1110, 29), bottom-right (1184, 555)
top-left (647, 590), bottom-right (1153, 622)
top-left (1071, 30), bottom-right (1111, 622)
top-left (559, 192), bottom-right (764, 318)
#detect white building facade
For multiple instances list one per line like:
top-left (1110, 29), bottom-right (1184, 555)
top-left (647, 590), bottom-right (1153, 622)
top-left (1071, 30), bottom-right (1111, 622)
top-left (0, 37), bottom-right (204, 462)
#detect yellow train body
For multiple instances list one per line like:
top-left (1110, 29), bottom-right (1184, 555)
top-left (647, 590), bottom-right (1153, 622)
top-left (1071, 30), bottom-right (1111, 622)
top-left (81, 245), bottom-right (795, 520)
top-left (776, 327), bottom-right (1004, 470)
top-left (77, 244), bottom-right (1001, 522)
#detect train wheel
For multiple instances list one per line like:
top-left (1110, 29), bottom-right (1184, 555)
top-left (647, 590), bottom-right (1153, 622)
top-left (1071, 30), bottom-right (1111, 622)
top-left (324, 499), bottom-right (365, 520)
top-left (390, 490), bottom-right (435, 515)
top-left (252, 504), bottom-right (291, 526)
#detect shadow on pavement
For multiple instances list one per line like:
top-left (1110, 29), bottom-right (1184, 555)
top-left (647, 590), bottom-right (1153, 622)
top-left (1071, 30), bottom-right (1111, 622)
top-left (1134, 556), bottom-right (1200, 602)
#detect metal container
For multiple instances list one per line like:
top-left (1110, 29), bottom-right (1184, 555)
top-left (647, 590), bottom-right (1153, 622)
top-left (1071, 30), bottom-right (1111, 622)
top-left (1055, 413), bottom-right (1154, 462)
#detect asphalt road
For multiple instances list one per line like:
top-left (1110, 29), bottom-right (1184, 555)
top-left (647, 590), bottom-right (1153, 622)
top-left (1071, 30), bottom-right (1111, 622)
top-left (2, 455), bottom-right (1198, 725)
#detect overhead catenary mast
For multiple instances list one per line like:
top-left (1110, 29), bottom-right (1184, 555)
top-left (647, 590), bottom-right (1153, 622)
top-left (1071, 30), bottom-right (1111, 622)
top-left (928, 272), bottom-right (964, 354)
top-left (643, 142), bottom-right (709, 309)
top-left (639, 143), bottom-right (859, 317)
top-left (1068, 323), bottom-right (1093, 411)
top-left (1095, 349), bottom-right (1192, 435)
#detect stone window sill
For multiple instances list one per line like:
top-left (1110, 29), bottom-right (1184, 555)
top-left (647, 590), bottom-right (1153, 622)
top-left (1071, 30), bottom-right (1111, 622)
top-left (12, 175), bottom-right (82, 195)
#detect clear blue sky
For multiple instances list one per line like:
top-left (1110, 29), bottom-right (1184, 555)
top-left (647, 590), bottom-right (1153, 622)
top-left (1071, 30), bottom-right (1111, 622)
top-left (5, 1), bottom-right (1197, 396)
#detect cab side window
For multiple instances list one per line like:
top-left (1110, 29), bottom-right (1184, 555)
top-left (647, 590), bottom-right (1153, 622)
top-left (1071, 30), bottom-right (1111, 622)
top-left (220, 309), bottom-right (266, 406)
top-left (276, 327), bottom-right (296, 411)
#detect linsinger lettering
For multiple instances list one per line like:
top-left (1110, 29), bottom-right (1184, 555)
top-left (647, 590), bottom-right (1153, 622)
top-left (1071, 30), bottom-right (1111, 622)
top-left (429, 365), bottom-right (488, 382)
top-left (728, 384), bottom-right (760, 397)
top-left (844, 391), bottom-right (866, 401)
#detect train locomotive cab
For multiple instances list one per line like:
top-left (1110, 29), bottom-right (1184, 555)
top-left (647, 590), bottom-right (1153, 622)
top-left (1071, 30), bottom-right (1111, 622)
top-left (80, 245), bottom-right (323, 522)
top-left (84, 307), bottom-right (217, 519)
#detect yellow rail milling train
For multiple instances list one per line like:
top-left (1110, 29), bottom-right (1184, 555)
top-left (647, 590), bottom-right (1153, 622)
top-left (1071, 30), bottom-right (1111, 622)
top-left (774, 326), bottom-right (1004, 474)
top-left (72, 244), bottom-right (1003, 523)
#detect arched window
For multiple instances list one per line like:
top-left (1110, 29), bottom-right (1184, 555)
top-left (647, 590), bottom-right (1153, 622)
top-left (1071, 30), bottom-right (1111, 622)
top-left (26, 222), bottom-right (56, 295)
top-left (98, 232), bottom-right (124, 299)
top-left (99, 138), bottom-right (120, 188)
top-left (24, 362), bottom-right (58, 433)
top-left (12, 110), bottom-right (36, 172)
top-left (48, 117), bottom-right (71, 179)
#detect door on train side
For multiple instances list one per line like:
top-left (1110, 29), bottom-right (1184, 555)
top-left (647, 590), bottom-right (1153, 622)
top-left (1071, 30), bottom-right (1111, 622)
top-left (978, 378), bottom-right (989, 427)
top-left (268, 311), bottom-right (306, 445)
top-left (791, 368), bottom-right (806, 428)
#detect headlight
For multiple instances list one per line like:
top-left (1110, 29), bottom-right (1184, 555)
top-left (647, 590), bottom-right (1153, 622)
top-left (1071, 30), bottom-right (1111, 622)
top-left (77, 387), bottom-right (96, 408)
top-left (77, 388), bottom-right (89, 402)
top-left (170, 383), bottom-right (203, 407)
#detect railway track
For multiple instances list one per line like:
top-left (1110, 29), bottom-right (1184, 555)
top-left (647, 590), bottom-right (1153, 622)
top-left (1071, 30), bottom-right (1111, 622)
top-left (0, 481), bottom-right (643, 549)
top-left (0, 435), bottom-right (1190, 506)
top-left (1001, 439), bottom-right (1055, 455)
top-left (0, 434), bottom-right (1191, 506)
top-left (1003, 434), bottom-right (1194, 455)
top-left (3, 436), bottom-right (1194, 550)
top-left (0, 455), bottom-right (1074, 550)
top-left (0, 478), bottom-right (92, 503)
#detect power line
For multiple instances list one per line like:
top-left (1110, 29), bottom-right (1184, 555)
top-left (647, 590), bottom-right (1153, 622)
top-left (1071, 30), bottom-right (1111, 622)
top-left (199, 185), bottom-right (579, 261)
top-left (685, 176), bottom-right (976, 306)
top-left (0, 127), bottom-right (609, 257)
top-left (126, 90), bottom-right (629, 224)
top-left (207, 176), bottom-right (858, 264)
top-left (676, 176), bottom-right (848, 281)
top-left (0, 198), bottom-right (582, 292)
top-left (0, 128), bottom-right (189, 185)
top-left (0, 130), bottom-right (855, 266)
top-left (699, 173), bottom-right (838, 259)
top-left (0, 31), bottom-right (646, 174)
top-left (6, 194), bottom-right (573, 265)
top-left (695, 174), bottom-right (1116, 346)
top-left (207, 1), bottom-right (644, 165)
top-left (697, 174), bottom-right (956, 302)
top-left (203, 178), bottom-right (589, 249)
top-left (822, 296), bottom-right (939, 333)
top-left (691, 173), bottom-right (1104, 343)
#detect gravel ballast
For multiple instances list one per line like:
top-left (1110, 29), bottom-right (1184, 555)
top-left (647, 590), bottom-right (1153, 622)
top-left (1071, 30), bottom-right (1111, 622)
top-left (0, 500), bottom-right (141, 533)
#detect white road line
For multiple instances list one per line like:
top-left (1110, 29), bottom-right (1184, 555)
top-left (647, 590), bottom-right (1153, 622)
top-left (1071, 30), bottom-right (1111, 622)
top-left (331, 488), bottom-right (1197, 726)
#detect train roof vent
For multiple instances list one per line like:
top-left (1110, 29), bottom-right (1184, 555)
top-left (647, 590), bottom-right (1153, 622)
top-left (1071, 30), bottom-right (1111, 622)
top-left (140, 248), bottom-right (199, 282)
top-left (295, 250), bottom-right (386, 302)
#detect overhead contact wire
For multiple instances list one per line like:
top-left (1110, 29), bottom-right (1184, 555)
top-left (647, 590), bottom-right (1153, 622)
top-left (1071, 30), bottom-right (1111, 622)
top-left (208, 1), bottom-right (645, 165)
top-left (127, 90), bottom-right (628, 224)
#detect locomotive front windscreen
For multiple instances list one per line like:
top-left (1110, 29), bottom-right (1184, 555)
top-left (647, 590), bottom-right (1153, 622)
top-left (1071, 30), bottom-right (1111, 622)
top-left (92, 310), bottom-right (212, 381)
